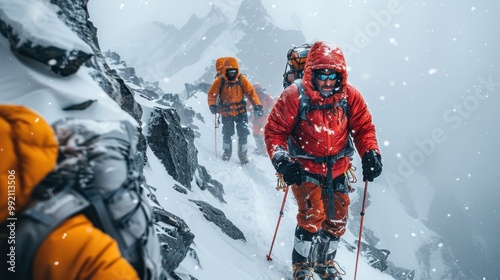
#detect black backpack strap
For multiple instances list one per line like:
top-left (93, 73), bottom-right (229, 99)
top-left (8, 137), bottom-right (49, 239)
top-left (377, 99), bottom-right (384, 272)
top-left (293, 79), bottom-right (349, 120)
top-left (5, 189), bottom-right (90, 280)
top-left (293, 79), bottom-right (309, 122)
top-left (219, 78), bottom-right (243, 97)
top-left (336, 98), bottom-right (349, 119)
top-left (324, 158), bottom-right (336, 219)
top-left (218, 77), bottom-right (226, 100)
top-left (288, 135), bottom-right (355, 220)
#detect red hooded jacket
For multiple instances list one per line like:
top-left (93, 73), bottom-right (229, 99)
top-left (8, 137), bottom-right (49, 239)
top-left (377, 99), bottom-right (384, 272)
top-left (247, 83), bottom-right (275, 135)
top-left (265, 41), bottom-right (380, 179)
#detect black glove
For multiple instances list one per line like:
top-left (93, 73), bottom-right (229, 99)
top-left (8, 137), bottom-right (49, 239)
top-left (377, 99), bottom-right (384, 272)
top-left (272, 155), bottom-right (303, 186)
top-left (254, 105), bottom-right (264, 117)
top-left (209, 105), bottom-right (218, 114)
top-left (362, 150), bottom-right (383, 182)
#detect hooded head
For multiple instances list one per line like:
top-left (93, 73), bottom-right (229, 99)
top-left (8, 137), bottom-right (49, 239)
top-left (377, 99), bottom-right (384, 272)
top-left (253, 83), bottom-right (264, 95)
top-left (302, 41), bottom-right (348, 98)
top-left (215, 57), bottom-right (228, 75)
top-left (0, 105), bottom-right (58, 221)
top-left (223, 57), bottom-right (240, 81)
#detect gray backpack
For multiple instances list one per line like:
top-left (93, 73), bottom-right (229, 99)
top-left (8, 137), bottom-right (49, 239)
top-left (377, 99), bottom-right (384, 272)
top-left (13, 119), bottom-right (162, 279)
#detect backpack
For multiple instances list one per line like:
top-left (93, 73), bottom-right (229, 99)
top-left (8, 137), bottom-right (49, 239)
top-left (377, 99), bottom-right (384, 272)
top-left (12, 118), bottom-right (162, 280)
top-left (282, 43), bottom-right (312, 88)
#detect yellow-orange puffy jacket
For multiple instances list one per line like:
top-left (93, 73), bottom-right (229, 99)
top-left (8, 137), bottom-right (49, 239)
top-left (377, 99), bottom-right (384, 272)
top-left (0, 105), bottom-right (139, 280)
top-left (207, 57), bottom-right (261, 117)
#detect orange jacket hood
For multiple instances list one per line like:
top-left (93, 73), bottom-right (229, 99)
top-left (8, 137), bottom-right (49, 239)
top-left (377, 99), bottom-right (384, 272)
top-left (0, 105), bottom-right (58, 222)
top-left (222, 57), bottom-right (241, 81)
top-left (215, 57), bottom-right (228, 75)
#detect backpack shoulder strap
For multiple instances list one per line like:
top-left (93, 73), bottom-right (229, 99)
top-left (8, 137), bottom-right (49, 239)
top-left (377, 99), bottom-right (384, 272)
top-left (336, 98), bottom-right (349, 119)
top-left (10, 189), bottom-right (90, 280)
top-left (293, 79), bottom-right (350, 121)
top-left (293, 79), bottom-right (310, 122)
top-left (219, 77), bottom-right (226, 95)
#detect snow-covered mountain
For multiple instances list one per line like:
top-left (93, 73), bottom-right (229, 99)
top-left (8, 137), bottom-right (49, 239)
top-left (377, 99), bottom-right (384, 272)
top-left (102, 0), bottom-right (305, 95)
top-left (2, 0), bottom-right (498, 279)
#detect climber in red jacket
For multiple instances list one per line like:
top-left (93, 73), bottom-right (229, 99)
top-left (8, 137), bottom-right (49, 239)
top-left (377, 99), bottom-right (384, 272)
top-left (265, 41), bottom-right (383, 280)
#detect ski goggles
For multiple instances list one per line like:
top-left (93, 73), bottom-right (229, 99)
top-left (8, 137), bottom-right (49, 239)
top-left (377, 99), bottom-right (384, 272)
top-left (314, 72), bottom-right (338, 81)
top-left (227, 69), bottom-right (238, 75)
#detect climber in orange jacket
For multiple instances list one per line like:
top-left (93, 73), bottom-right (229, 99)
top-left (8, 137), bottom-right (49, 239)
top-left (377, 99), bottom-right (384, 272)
top-left (0, 105), bottom-right (140, 280)
top-left (207, 57), bottom-right (263, 164)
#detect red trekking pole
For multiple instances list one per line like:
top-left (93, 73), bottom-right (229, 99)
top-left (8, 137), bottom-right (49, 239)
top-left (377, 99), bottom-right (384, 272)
top-left (214, 97), bottom-right (220, 158)
top-left (266, 175), bottom-right (289, 261)
top-left (354, 180), bottom-right (369, 280)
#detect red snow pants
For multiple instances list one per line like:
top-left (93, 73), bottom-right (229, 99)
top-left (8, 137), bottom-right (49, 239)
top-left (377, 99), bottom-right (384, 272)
top-left (291, 181), bottom-right (350, 237)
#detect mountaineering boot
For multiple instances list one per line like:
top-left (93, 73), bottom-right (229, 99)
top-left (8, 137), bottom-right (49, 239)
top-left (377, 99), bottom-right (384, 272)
top-left (293, 262), bottom-right (315, 280)
top-left (238, 143), bottom-right (249, 165)
top-left (312, 230), bottom-right (344, 280)
top-left (314, 260), bottom-right (343, 280)
top-left (222, 141), bottom-right (232, 161)
top-left (253, 134), bottom-right (266, 155)
top-left (292, 226), bottom-right (315, 280)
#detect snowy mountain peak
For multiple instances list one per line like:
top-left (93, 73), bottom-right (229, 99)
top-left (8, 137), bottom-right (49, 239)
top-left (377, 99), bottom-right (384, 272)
top-left (112, 0), bottom-right (305, 94)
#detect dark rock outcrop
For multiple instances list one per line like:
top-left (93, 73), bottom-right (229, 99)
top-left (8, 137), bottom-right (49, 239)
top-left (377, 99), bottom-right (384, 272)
top-left (173, 184), bottom-right (189, 195)
top-left (156, 93), bottom-right (198, 128)
top-left (189, 199), bottom-right (245, 242)
top-left (147, 108), bottom-right (198, 189)
top-left (0, 3), bottom-right (92, 76)
top-left (47, 0), bottom-right (144, 125)
top-left (153, 207), bottom-right (195, 275)
top-left (195, 165), bottom-right (226, 203)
